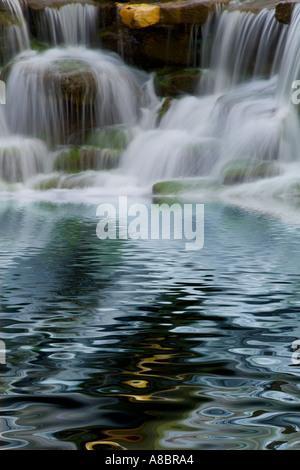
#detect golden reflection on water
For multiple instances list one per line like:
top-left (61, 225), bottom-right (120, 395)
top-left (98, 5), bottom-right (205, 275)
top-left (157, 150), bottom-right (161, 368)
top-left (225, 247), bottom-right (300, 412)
top-left (85, 440), bottom-right (127, 450)
top-left (124, 380), bottom-right (148, 388)
top-left (89, 335), bottom-right (193, 450)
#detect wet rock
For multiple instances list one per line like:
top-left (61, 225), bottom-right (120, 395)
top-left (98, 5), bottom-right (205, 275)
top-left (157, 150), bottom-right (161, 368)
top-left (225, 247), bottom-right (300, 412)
top-left (152, 178), bottom-right (219, 196)
top-left (118, 3), bottom-right (160, 28)
top-left (117, 1), bottom-right (231, 29)
top-left (86, 126), bottom-right (132, 149)
top-left (0, 139), bottom-right (49, 182)
top-left (27, 0), bottom-right (95, 10)
top-left (27, 0), bottom-right (115, 40)
top-left (154, 68), bottom-right (201, 97)
top-left (221, 159), bottom-right (280, 185)
top-left (275, 1), bottom-right (296, 24)
top-left (0, 0), bottom-right (28, 64)
top-left (54, 146), bottom-right (121, 172)
top-left (100, 24), bottom-right (193, 68)
top-left (228, 0), bottom-right (281, 14)
top-left (157, 96), bottom-right (173, 119)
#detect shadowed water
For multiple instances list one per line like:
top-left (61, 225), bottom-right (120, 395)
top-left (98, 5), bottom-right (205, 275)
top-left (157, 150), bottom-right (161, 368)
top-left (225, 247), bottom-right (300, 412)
top-left (1, 201), bottom-right (300, 450)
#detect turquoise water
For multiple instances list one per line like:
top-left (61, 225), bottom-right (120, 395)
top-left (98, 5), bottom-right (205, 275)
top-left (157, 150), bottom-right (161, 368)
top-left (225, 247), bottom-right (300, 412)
top-left (1, 200), bottom-right (300, 450)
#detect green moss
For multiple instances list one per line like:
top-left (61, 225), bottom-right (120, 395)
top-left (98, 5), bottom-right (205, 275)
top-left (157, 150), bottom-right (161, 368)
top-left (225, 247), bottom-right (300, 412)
top-left (35, 176), bottom-right (60, 190)
top-left (86, 126), bottom-right (131, 149)
top-left (221, 159), bottom-right (280, 185)
top-left (0, 11), bottom-right (21, 27)
top-left (30, 38), bottom-right (49, 52)
top-left (54, 146), bottom-right (120, 173)
top-left (153, 179), bottom-right (220, 196)
top-left (157, 97), bottom-right (173, 120)
top-left (154, 67), bottom-right (201, 97)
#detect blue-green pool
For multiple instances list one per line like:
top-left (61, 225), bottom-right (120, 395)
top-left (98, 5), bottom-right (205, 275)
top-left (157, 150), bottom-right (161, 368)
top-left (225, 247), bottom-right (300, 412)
top-left (1, 200), bottom-right (300, 450)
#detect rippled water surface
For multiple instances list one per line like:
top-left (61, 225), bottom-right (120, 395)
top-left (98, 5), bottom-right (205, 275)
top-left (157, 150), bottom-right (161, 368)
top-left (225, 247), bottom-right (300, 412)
top-left (1, 200), bottom-right (300, 450)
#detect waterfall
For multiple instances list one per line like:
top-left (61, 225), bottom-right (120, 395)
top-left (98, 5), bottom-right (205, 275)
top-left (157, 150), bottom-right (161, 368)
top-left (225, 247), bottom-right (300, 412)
top-left (200, 8), bottom-right (287, 93)
top-left (34, 3), bottom-right (99, 46)
top-left (1, 0), bottom-right (300, 204)
top-left (5, 47), bottom-right (147, 144)
top-left (0, 0), bottom-right (30, 63)
top-left (0, 137), bottom-right (50, 183)
top-left (120, 8), bottom-right (299, 185)
top-left (276, 4), bottom-right (300, 103)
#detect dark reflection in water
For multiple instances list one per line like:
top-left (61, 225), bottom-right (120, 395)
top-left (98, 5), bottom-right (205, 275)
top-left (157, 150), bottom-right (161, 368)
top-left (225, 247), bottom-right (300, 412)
top-left (1, 200), bottom-right (300, 450)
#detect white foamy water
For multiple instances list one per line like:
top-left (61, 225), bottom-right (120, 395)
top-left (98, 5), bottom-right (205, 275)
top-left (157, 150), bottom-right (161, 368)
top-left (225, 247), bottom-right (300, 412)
top-left (5, 47), bottom-right (149, 143)
top-left (34, 3), bottom-right (99, 46)
top-left (1, 4), bottom-right (300, 227)
top-left (120, 8), bottom-right (298, 183)
top-left (0, 0), bottom-right (30, 62)
top-left (0, 137), bottom-right (50, 183)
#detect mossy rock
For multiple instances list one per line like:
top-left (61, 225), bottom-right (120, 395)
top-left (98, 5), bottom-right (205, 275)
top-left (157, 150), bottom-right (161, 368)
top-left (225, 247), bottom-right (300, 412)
top-left (0, 11), bottom-right (19, 27)
top-left (152, 178), bottom-right (220, 196)
top-left (30, 38), bottom-right (52, 52)
top-left (45, 59), bottom-right (97, 105)
top-left (157, 97), bottom-right (173, 121)
top-left (0, 6), bottom-right (27, 64)
top-left (0, 146), bottom-right (23, 182)
top-left (54, 146), bottom-right (120, 173)
top-left (35, 175), bottom-right (61, 190)
top-left (221, 159), bottom-right (280, 185)
top-left (154, 67), bottom-right (201, 97)
top-left (86, 126), bottom-right (131, 149)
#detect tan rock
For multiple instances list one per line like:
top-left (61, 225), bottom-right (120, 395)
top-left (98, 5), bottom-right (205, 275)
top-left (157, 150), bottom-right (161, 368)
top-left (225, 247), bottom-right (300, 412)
top-left (117, 0), bottom-right (231, 29)
top-left (118, 3), bottom-right (160, 28)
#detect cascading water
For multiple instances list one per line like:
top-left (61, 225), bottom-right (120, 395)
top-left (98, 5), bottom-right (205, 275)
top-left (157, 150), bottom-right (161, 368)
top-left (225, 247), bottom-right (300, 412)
top-left (276, 4), bottom-right (300, 102)
top-left (33, 3), bottom-right (99, 46)
top-left (120, 7), bottom-right (293, 186)
top-left (4, 2), bottom-right (300, 452)
top-left (200, 8), bottom-right (287, 94)
top-left (0, 137), bottom-right (50, 183)
top-left (0, 0), bottom-right (48, 186)
top-left (1, 1), bottom-right (300, 217)
top-left (5, 47), bottom-right (148, 144)
top-left (0, 0), bottom-right (30, 63)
